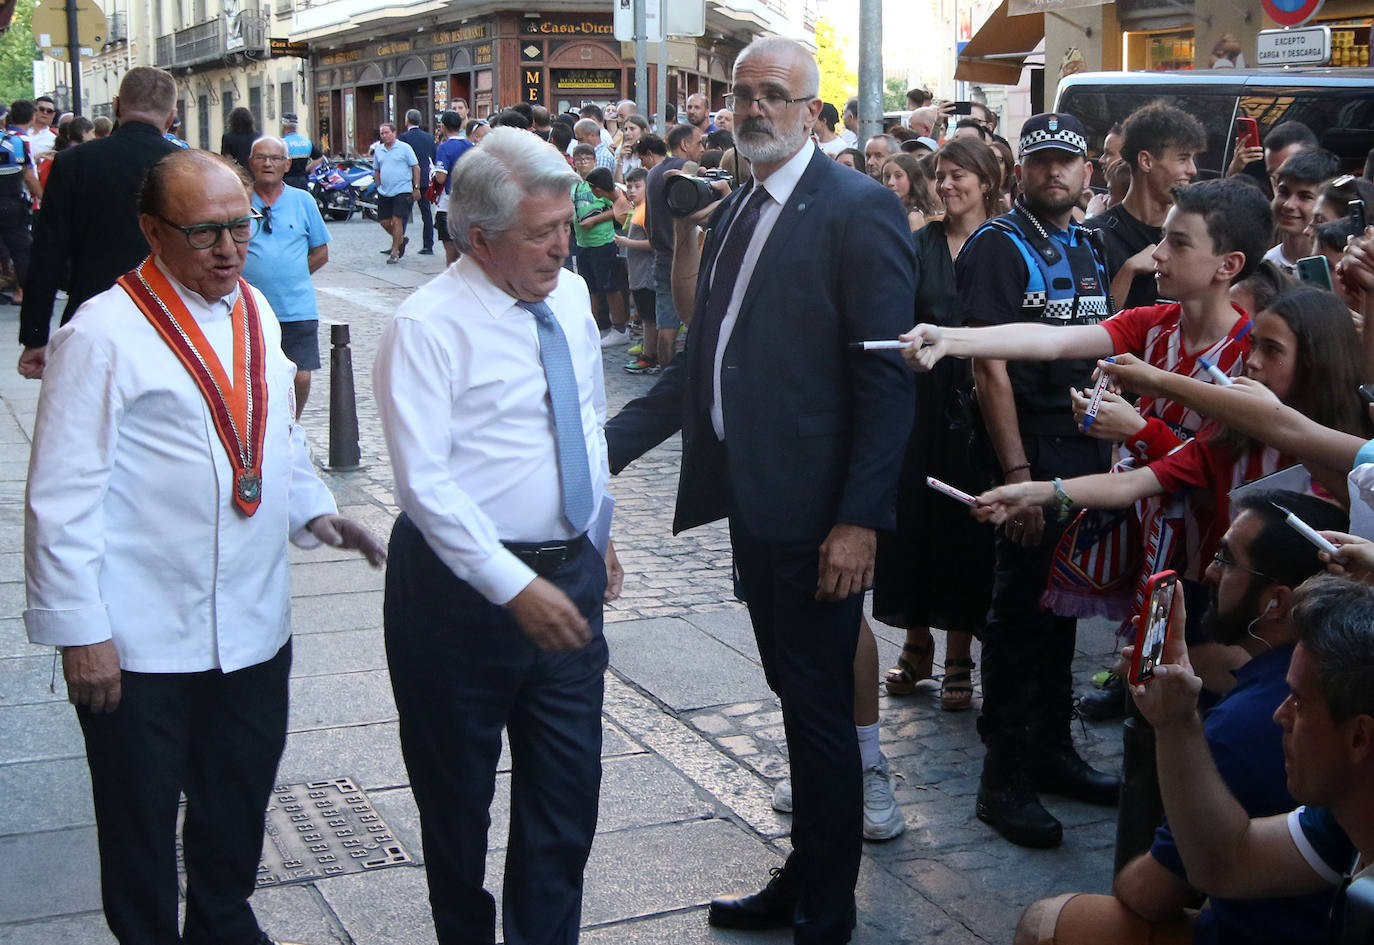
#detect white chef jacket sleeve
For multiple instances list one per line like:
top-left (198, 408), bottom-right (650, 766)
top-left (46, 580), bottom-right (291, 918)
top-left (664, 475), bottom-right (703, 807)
top-left (23, 326), bottom-right (120, 648)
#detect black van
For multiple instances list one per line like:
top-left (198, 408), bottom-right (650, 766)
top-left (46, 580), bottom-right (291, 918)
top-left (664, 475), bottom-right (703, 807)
top-left (1054, 68), bottom-right (1374, 176)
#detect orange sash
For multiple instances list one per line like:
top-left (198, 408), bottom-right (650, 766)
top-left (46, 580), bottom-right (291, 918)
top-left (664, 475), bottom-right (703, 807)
top-left (117, 256), bottom-right (268, 516)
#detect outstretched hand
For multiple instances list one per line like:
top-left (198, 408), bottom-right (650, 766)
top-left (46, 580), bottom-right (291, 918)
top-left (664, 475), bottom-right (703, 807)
top-left (307, 514), bottom-right (387, 567)
top-left (1318, 530), bottom-right (1374, 584)
top-left (898, 324), bottom-right (944, 371)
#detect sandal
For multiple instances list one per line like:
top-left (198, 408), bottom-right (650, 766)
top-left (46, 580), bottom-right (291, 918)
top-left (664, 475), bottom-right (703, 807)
top-left (884, 638), bottom-right (935, 696)
top-left (940, 658), bottom-right (976, 712)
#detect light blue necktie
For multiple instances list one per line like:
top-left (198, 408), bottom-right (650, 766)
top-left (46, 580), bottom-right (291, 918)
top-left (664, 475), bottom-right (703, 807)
top-left (517, 299), bottom-right (595, 534)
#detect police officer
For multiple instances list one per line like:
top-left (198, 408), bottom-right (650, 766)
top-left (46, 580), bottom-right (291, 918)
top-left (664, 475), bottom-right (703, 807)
top-left (954, 113), bottom-right (1119, 850)
top-left (0, 123), bottom-right (40, 305)
top-left (281, 113), bottom-right (322, 190)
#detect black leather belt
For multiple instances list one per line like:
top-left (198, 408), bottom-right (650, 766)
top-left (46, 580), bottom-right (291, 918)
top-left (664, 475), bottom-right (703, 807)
top-left (503, 537), bottom-right (585, 576)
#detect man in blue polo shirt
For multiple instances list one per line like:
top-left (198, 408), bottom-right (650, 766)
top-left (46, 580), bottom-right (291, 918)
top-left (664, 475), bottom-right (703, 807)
top-left (432, 110), bottom-right (474, 266)
top-left (370, 121), bottom-right (419, 263)
top-left (244, 135), bottom-right (330, 416)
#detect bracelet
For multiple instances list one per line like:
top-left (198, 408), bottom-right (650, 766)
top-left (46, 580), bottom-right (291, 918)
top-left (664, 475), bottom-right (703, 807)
top-left (1051, 477), bottom-right (1075, 522)
top-left (1003, 462), bottom-right (1031, 478)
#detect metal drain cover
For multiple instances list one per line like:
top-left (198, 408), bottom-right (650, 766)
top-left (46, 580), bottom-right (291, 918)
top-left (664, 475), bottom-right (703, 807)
top-left (258, 778), bottom-right (413, 886)
top-left (176, 777), bottom-right (413, 891)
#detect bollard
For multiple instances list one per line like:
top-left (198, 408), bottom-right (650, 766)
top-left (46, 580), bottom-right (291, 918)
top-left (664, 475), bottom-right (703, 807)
top-left (1113, 711), bottom-right (1163, 875)
top-left (327, 323), bottom-right (362, 471)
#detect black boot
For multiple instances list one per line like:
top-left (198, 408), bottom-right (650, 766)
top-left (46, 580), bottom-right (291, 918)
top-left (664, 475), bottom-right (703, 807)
top-left (1034, 741), bottom-right (1121, 806)
top-left (977, 733), bottom-right (1063, 849)
top-left (1077, 673), bottom-right (1127, 721)
top-left (708, 866), bottom-right (796, 929)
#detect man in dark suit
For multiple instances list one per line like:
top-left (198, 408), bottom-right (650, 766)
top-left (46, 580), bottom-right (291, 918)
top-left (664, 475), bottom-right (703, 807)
top-left (605, 37), bottom-right (915, 945)
top-left (399, 108), bottom-right (438, 255)
top-left (17, 66), bottom-right (179, 378)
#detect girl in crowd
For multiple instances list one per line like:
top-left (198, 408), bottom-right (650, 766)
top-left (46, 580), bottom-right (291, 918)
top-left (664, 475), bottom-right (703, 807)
top-left (974, 288), bottom-right (1369, 595)
top-left (882, 152), bottom-right (940, 231)
top-left (835, 148), bottom-right (865, 172)
top-left (879, 137), bottom-right (1003, 710)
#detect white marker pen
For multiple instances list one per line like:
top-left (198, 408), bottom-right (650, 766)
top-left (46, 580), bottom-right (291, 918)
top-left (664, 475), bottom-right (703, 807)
top-left (848, 340), bottom-right (912, 351)
top-left (1198, 357), bottom-right (1234, 386)
top-left (1274, 503), bottom-right (1338, 554)
top-left (926, 476), bottom-right (978, 507)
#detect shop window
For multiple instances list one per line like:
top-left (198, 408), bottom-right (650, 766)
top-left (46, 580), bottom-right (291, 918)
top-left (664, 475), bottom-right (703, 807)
top-left (198, 94), bottom-right (210, 150)
top-left (279, 80), bottom-right (293, 123)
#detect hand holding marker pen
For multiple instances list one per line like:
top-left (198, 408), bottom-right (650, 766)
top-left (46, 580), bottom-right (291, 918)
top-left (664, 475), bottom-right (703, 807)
top-left (1198, 357), bottom-right (1233, 386)
top-left (1273, 502), bottom-right (1338, 555)
top-left (1082, 357), bottom-right (1115, 430)
top-left (849, 340), bottom-right (914, 351)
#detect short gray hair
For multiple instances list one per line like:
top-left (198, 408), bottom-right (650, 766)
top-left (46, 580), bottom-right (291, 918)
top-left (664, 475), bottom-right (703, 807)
top-left (734, 37), bottom-right (820, 100)
top-left (1292, 575), bottom-right (1374, 722)
top-left (573, 118), bottom-right (601, 141)
top-left (406, 108), bottom-right (422, 127)
top-left (446, 127), bottom-right (579, 252)
top-left (251, 135), bottom-right (288, 156)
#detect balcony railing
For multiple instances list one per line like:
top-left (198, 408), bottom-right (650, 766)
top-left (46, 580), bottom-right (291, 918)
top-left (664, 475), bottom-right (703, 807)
top-left (155, 12), bottom-right (268, 69)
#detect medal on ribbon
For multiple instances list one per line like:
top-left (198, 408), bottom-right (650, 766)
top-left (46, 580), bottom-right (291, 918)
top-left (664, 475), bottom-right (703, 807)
top-left (118, 256), bottom-right (269, 516)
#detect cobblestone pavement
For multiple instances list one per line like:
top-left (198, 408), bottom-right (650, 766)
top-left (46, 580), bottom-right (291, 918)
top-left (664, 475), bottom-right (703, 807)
top-left (0, 214), bottom-right (1126, 945)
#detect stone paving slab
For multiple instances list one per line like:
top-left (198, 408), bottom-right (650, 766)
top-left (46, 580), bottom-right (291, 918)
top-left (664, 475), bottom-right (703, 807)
top-left (605, 616), bottom-right (776, 711)
top-left (0, 701), bottom-right (82, 763)
top-left (0, 826), bottom-right (101, 923)
top-left (0, 757), bottom-right (92, 835)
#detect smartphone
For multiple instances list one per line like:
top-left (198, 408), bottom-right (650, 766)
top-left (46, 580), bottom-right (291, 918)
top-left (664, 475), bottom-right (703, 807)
top-left (1297, 255), bottom-right (1334, 291)
top-left (1360, 383), bottom-right (1374, 407)
top-left (1235, 117), bottom-right (1260, 152)
top-left (948, 101), bottom-right (975, 115)
top-left (1351, 199), bottom-right (1367, 233)
top-left (926, 476), bottom-right (977, 507)
top-left (1130, 570), bottom-right (1178, 686)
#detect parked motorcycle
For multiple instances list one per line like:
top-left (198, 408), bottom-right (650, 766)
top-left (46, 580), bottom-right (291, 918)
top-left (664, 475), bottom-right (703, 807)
top-left (308, 158), bottom-right (356, 221)
top-left (335, 160), bottom-right (379, 221)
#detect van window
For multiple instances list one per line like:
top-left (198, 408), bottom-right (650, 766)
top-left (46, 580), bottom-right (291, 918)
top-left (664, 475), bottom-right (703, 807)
top-left (1055, 89), bottom-right (1238, 176)
top-left (1239, 92), bottom-right (1374, 172)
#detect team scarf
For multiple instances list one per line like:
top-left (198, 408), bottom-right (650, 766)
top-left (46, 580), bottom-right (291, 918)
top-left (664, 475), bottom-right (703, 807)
top-left (117, 256), bottom-right (268, 516)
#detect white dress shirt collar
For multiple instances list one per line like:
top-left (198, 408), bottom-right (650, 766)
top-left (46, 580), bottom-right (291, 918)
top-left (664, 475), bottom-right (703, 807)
top-left (750, 139), bottom-right (815, 208)
top-left (455, 253), bottom-right (529, 321)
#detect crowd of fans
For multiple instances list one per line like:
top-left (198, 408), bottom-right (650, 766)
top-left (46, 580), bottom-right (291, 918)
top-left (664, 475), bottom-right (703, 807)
top-left (13, 57), bottom-right (1374, 945)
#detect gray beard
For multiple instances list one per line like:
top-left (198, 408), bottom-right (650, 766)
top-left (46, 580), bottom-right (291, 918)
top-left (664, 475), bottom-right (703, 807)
top-left (736, 114), bottom-right (810, 164)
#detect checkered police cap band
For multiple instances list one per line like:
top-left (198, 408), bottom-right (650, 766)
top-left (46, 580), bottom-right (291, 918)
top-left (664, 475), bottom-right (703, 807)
top-left (1019, 127), bottom-right (1087, 156)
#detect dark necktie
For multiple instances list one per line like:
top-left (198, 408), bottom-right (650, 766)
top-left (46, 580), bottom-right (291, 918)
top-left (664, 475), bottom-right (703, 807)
top-left (517, 299), bottom-right (595, 534)
top-left (701, 184), bottom-right (772, 330)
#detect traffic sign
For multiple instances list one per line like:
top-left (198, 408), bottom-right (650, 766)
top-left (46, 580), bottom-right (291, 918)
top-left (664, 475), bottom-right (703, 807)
top-left (1261, 0), bottom-right (1326, 28)
top-left (614, 0), bottom-right (663, 43)
top-left (1256, 25), bottom-right (1331, 65)
top-left (32, 0), bottom-right (107, 59)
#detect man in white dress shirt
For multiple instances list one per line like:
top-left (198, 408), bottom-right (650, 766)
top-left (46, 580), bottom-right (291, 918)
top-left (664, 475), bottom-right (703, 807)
top-left (23, 149), bottom-right (385, 945)
top-left (374, 126), bottom-right (620, 945)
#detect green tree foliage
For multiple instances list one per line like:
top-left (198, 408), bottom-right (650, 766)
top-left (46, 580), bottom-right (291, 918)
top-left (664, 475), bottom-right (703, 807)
top-left (814, 17), bottom-right (856, 110)
top-left (0, 0), bottom-right (39, 104)
top-left (882, 77), bottom-right (907, 112)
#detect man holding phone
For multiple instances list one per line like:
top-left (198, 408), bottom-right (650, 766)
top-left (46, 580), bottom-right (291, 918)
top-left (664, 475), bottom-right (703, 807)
top-left (1014, 491), bottom-right (1346, 945)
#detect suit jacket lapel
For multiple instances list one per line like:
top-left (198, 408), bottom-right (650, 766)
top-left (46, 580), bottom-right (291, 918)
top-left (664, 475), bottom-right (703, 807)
top-left (734, 150), bottom-right (828, 323)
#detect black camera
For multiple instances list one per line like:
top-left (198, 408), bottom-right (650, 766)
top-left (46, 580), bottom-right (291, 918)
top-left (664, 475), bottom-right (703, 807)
top-left (664, 168), bottom-right (735, 216)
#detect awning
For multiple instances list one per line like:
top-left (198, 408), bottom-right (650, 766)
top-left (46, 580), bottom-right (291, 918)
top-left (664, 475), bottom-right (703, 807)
top-left (955, 0), bottom-right (1044, 85)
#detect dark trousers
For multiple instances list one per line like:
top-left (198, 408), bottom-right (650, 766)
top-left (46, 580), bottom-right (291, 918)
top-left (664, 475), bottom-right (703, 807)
top-left (77, 641), bottom-right (291, 945)
top-left (730, 522), bottom-right (862, 945)
top-left (0, 194), bottom-right (31, 285)
top-left (979, 433), bottom-right (1110, 772)
top-left (384, 513), bottom-right (608, 945)
top-left (417, 198), bottom-right (435, 250)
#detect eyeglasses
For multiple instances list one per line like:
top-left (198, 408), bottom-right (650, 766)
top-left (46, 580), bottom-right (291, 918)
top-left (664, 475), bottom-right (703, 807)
top-left (260, 205), bottom-right (273, 234)
top-left (1212, 547), bottom-right (1277, 584)
top-left (36, 106), bottom-right (55, 115)
top-left (157, 210), bottom-right (262, 249)
top-left (722, 90), bottom-right (816, 112)
top-left (251, 153), bottom-right (290, 163)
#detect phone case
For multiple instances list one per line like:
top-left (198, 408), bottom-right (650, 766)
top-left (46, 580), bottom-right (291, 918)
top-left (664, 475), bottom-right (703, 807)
top-left (1236, 118), bottom-right (1260, 151)
top-left (1297, 255), bottom-right (1333, 291)
top-left (1130, 570), bottom-right (1178, 686)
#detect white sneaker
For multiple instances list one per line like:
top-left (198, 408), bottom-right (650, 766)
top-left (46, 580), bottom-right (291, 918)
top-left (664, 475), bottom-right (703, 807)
top-left (862, 755), bottom-right (905, 841)
top-left (772, 778), bottom-right (793, 813)
top-left (599, 328), bottom-right (630, 348)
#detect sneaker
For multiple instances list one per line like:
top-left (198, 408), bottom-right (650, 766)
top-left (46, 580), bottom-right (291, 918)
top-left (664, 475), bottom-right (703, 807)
top-left (771, 778), bottom-right (793, 813)
top-left (624, 359), bottom-right (661, 375)
top-left (862, 755), bottom-right (905, 841)
top-left (600, 328), bottom-right (630, 348)
top-left (1078, 673), bottom-right (1127, 721)
top-left (627, 342), bottom-right (644, 356)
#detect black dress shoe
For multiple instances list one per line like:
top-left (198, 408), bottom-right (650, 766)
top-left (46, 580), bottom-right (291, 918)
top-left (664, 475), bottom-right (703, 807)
top-left (418, 247), bottom-right (435, 255)
top-left (1077, 674), bottom-right (1127, 721)
top-left (1035, 746), bottom-right (1120, 806)
top-left (976, 781), bottom-right (1063, 849)
top-left (708, 866), bottom-right (795, 929)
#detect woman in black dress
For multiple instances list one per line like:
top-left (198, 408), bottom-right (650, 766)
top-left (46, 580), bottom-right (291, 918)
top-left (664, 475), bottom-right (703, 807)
top-left (876, 137), bottom-right (1003, 710)
top-left (220, 107), bottom-right (257, 172)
